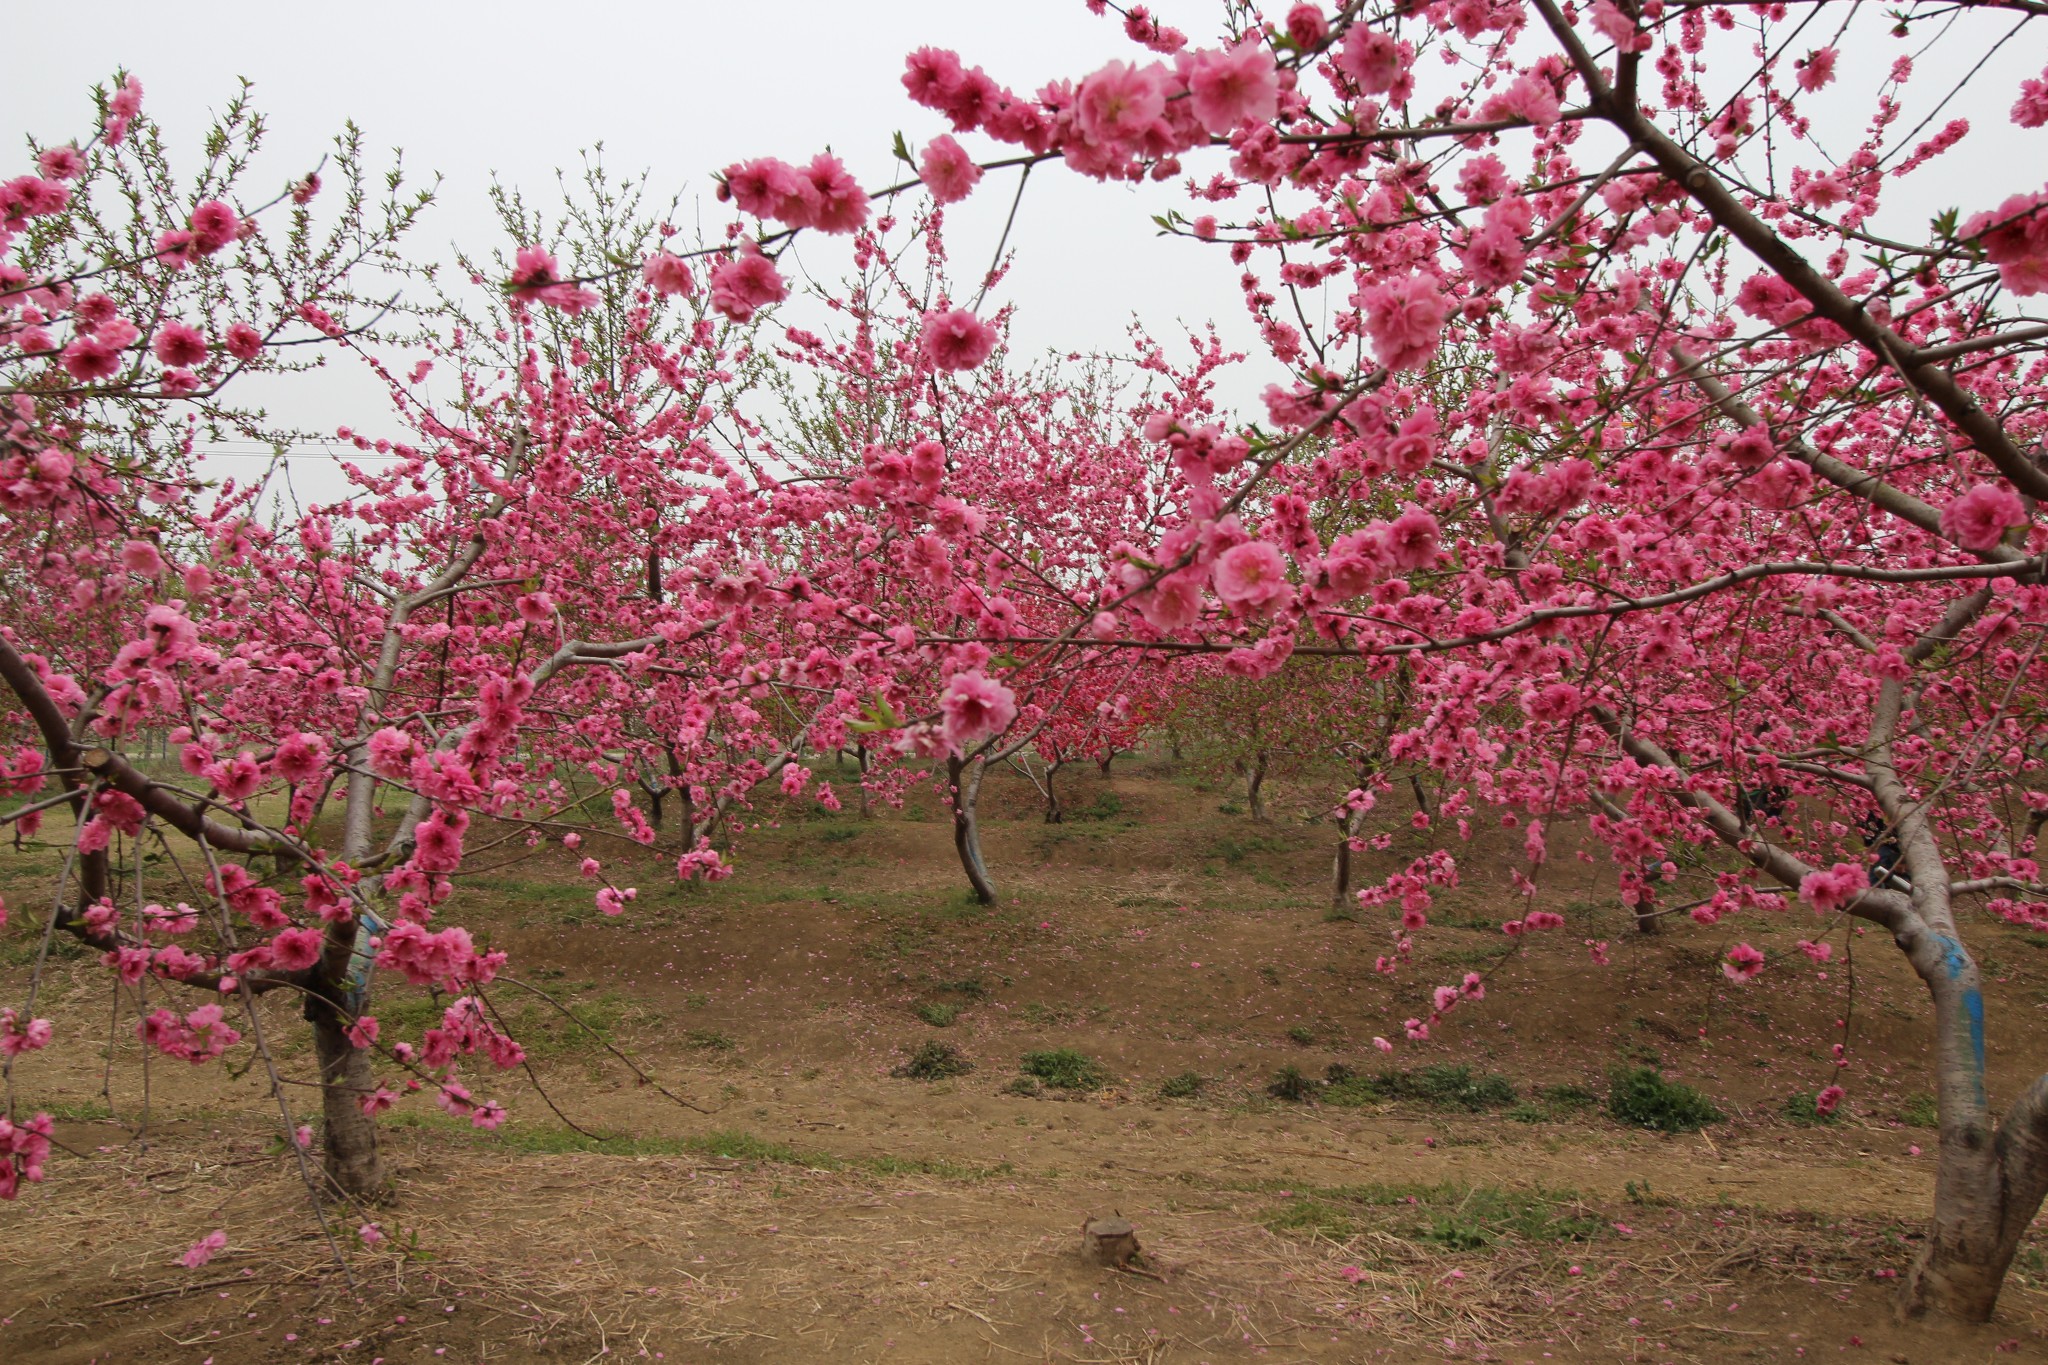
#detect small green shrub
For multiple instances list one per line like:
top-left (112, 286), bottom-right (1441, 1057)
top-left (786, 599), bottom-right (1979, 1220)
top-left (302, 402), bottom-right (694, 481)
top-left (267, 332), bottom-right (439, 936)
top-left (1899, 1093), bottom-right (1938, 1128)
top-left (1508, 1084), bottom-right (1600, 1123)
top-left (1608, 1067), bottom-right (1723, 1132)
top-left (1267, 1066), bottom-right (1321, 1102)
top-left (1782, 1091), bottom-right (1843, 1126)
top-left (933, 976), bottom-right (990, 1000)
top-left (914, 1002), bottom-right (960, 1027)
top-left (1286, 1024), bottom-right (1316, 1045)
top-left (1159, 1071), bottom-right (1204, 1099)
top-left (1019, 1048), bottom-right (1108, 1091)
top-left (1326, 1064), bottom-right (1518, 1112)
top-left (1001, 1076), bottom-right (1042, 1097)
top-left (893, 1041), bottom-right (973, 1081)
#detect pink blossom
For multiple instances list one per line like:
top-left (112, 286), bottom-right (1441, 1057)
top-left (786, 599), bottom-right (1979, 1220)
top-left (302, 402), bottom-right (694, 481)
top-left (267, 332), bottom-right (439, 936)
top-left (348, 1015), bottom-right (380, 1049)
top-left (1210, 539), bottom-right (1292, 616)
top-left (273, 732), bottom-right (328, 785)
top-left (152, 321), bottom-right (207, 368)
top-left (0, 1009), bottom-right (53, 1058)
top-left (515, 591), bottom-right (555, 624)
top-left (919, 308), bottom-right (999, 371)
top-left (1184, 42), bottom-right (1280, 134)
top-left (38, 146), bottom-right (84, 181)
top-left (1285, 4), bottom-right (1329, 48)
top-left (1815, 1084), bottom-right (1845, 1116)
top-left (1385, 508), bottom-right (1441, 570)
top-left (707, 247), bottom-right (787, 323)
top-left (366, 726), bottom-right (415, 779)
top-left (268, 926), bottom-right (324, 972)
top-left (189, 200), bottom-right (239, 253)
top-left (1722, 942), bottom-right (1766, 982)
top-left (1372, 1035), bottom-right (1393, 1053)
top-left (1801, 862), bottom-right (1869, 914)
top-left (1480, 73), bottom-right (1562, 127)
top-left (181, 1230), bottom-right (227, 1270)
top-left (1797, 940), bottom-right (1834, 963)
top-left (1357, 274), bottom-right (1448, 372)
top-left (1962, 192), bottom-right (2048, 295)
top-left (938, 670), bottom-right (1018, 752)
top-left (223, 322), bottom-right (263, 361)
top-left (801, 153), bottom-right (869, 234)
top-left (1075, 60), bottom-right (1167, 146)
top-left (1589, 0), bottom-right (1652, 52)
top-left (1795, 48), bottom-right (1839, 93)
top-left (641, 251), bottom-right (696, 297)
top-left (1337, 28), bottom-right (1403, 95)
top-left (61, 334), bottom-right (126, 382)
top-left (1940, 483), bottom-right (2025, 550)
top-left (2015, 68), bottom-right (2048, 128)
top-left (919, 135), bottom-right (984, 204)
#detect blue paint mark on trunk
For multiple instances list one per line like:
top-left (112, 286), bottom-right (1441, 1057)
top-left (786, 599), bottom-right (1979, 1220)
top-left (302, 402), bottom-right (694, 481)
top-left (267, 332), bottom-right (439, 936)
top-left (1965, 987), bottom-right (1987, 1102)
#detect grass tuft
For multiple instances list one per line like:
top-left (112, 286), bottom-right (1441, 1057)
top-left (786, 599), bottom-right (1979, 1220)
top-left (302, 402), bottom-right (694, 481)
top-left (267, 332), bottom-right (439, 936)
top-left (1608, 1067), bottom-right (1723, 1132)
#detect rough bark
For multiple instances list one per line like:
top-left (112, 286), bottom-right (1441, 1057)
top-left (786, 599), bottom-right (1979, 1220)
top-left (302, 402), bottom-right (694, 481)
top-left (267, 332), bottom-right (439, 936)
top-left (306, 998), bottom-right (388, 1201)
top-left (946, 755), bottom-right (997, 905)
top-left (1245, 752), bottom-right (1268, 822)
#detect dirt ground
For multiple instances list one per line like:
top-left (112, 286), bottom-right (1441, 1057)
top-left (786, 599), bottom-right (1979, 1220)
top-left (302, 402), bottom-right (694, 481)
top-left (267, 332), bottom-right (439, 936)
top-left (5, 755), bottom-right (2048, 1363)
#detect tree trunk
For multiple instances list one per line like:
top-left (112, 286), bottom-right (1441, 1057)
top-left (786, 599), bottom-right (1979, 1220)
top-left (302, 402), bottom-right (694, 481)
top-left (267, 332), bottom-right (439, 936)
top-left (307, 998), bottom-right (387, 1201)
top-left (857, 744), bottom-right (871, 819)
top-left (1097, 751), bottom-right (1115, 776)
top-left (1044, 758), bottom-right (1064, 824)
top-left (1408, 773), bottom-right (1433, 819)
top-left (1246, 752), bottom-right (1268, 822)
top-left (947, 755), bottom-right (997, 905)
top-left (1897, 917), bottom-right (2048, 1321)
top-left (1332, 805), bottom-right (1368, 912)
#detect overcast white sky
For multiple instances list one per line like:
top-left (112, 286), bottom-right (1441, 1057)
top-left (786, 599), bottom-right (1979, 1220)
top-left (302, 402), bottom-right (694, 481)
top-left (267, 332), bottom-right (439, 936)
top-left (7, 2), bottom-right (2043, 491)
top-left (6, 0), bottom-right (1257, 482)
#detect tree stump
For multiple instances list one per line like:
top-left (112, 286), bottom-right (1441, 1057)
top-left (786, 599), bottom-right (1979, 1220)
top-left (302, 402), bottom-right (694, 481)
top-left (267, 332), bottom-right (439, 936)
top-left (1080, 1215), bottom-right (1140, 1267)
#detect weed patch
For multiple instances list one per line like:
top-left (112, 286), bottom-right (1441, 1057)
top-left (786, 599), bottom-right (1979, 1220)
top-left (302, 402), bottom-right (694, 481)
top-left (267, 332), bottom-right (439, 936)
top-left (1019, 1048), bottom-right (1107, 1091)
top-left (1608, 1067), bottom-right (1723, 1132)
top-left (893, 1041), bottom-right (973, 1081)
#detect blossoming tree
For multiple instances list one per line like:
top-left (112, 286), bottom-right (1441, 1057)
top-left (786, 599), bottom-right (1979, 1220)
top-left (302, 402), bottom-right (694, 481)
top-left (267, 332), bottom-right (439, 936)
top-left (702, 0), bottom-right (2048, 1319)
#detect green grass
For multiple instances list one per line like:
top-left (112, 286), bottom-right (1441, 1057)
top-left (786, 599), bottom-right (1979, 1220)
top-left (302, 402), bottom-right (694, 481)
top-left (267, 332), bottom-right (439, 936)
top-left (1268, 1065), bottom-right (1321, 1102)
top-left (1158, 1071), bottom-right (1204, 1099)
top-left (914, 1002), bottom-right (960, 1027)
top-left (1319, 1064), bottom-right (1519, 1112)
top-left (387, 1119), bottom-right (1012, 1182)
top-left (1019, 1048), bottom-right (1108, 1091)
top-left (1899, 1093), bottom-right (1938, 1128)
top-left (1782, 1091), bottom-right (1844, 1126)
top-left (1608, 1067), bottom-right (1723, 1132)
top-left (1259, 1180), bottom-right (1603, 1246)
top-left (684, 1028), bottom-right (738, 1052)
top-left (1507, 1084), bottom-right (1600, 1124)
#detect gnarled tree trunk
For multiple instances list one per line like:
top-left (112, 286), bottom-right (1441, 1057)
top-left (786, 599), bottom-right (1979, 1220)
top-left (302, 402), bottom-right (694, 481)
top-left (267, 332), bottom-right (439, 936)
top-left (946, 754), bottom-right (997, 905)
top-left (1245, 751), bottom-right (1268, 822)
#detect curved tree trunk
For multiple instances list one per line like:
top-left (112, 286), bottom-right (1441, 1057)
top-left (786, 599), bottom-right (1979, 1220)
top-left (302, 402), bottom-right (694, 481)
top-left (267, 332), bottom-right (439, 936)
top-left (1246, 752), bottom-right (1268, 822)
top-left (946, 754), bottom-right (997, 905)
top-left (1044, 758), bottom-right (1064, 824)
